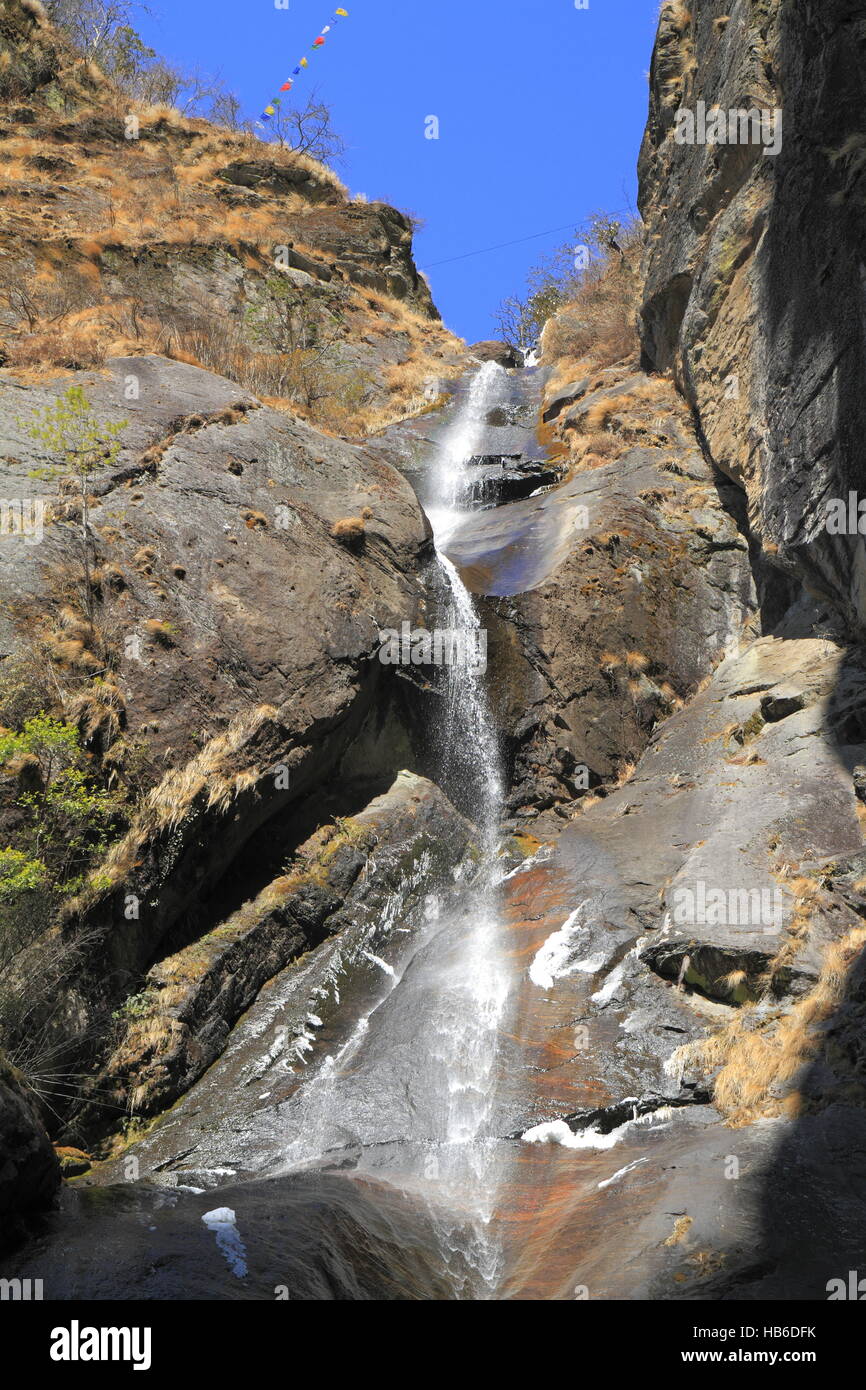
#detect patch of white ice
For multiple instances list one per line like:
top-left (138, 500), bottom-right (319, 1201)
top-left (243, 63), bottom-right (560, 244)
top-left (597, 1157), bottom-right (649, 1189)
top-left (529, 904), bottom-right (589, 990)
top-left (202, 1207), bottom-right (248, 1279)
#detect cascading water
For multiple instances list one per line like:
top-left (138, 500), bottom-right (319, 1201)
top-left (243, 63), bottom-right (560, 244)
top-left (423, 359), bottom-right (508, 546)
top-left (415, 367), bottom-right (513, 1289)
top-left (266, 362), bottom-right (515, 1296)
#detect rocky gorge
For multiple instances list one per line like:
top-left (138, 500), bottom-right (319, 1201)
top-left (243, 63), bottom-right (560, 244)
top-left (1, 0), bottom-right (866, 1305)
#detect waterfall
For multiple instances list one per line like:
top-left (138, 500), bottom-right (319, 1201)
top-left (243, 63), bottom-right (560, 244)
top-left (417, 364), bottom-right (512, 1295)
top-left (266, 363), bottom-right (515, 1298)
top-left (424, 359), bottom-right (507, 547)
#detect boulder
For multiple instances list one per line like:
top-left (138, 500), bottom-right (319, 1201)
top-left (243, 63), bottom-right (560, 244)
top-left (469, 340), bottom-right (524, 369)
top-left (0, 1053), bottom-right (59, 1239)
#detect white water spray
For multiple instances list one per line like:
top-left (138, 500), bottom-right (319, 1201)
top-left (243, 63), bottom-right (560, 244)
top-left (269, 363), bottom-right (517, 1298)
top-left (424, 359), bottom-right (508, 547)
top-left (417, 364), bottom-right (514, 1294)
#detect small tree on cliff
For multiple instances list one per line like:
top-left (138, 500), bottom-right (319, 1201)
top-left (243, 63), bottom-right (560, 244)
top-left (264, 91), bottom-right (346, 166)
top-left (25, 386), bottom-right (126, 620)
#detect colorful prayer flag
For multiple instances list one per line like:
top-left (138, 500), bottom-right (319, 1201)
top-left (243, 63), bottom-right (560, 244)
top-left (258, 8), bottom-right (349, 130)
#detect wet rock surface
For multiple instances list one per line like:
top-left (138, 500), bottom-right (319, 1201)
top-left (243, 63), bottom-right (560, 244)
top-left (74, 772), bottom-right (475, 1145)
top-left (446, 369), bottom-right (756, 811)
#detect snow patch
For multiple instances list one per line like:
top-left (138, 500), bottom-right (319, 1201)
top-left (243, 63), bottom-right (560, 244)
top-left (529, 904), bottom-right (590, 990)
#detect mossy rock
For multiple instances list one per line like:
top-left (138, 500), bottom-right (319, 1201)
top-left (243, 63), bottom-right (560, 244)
top-left (54, 1145), bottom-right (92, 1178)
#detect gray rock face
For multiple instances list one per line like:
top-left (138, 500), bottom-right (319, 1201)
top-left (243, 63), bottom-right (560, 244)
top-left (496, 622), bottom-right (866, 1298)
top-left (517, 632), bottom-right (862, 1104)
top-left (70, 771), bottom-right (475, 1143)
top-left (0, 354), bottom-right (430, 768)
top-left (638, 0), bottom-right (866, 632)
top-left (0, 1054), bottom-right (58, 1241)
top-left (215, 159), bottom-right (341, 206)
top-left (0, 354), bottom-right (442, 1130)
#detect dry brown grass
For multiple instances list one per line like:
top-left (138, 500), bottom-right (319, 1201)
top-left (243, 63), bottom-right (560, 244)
top-left (0, 51), bottom-right (462, 432)
top-left (65, 681), bottom-right (125, 744)
top-left (765, 875), bottom-right (821, 982)
top-left (664, 1215), bottom-right (693, 1246)
top-left (582, 431), bottom-right (621, 458)
top-left (331, 516), bottom-right (365, 545)
top-left (5, 325), bottom-right (106, 369)
top-left (614, 759), bottom-right (637, 788)
top-left (583, 395), bottom-right (629, 432)
top-left (67, 702), bottom-right (282, 914)
top-left (542, 226), bottom-right (643, 387)
top-left (667, 2), bottom-right (693, 33)
top-left (143, 618), bottom-right (175, 647)
top-left (670, 921), bottom-right (866, 1127)
top-left (717, 968), bottom-right (747, 999)
top-left (625, 650), bottom-right (650, 674)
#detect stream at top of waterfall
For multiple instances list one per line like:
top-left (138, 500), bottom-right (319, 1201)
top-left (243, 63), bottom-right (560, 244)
top-left (0, 363), bottom-right (683, 1302)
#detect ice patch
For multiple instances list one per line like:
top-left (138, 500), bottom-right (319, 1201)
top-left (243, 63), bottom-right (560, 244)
top-left (362, 950), bottom-right (396, 978)
top-left (202, 1207), bottom-right (248, 1279)
top-left (598, 1157), bottom-right (649, 1189)
top-left (571, 952), bottom-right (608, 974)
top-left (521, 1120), bottom-right (584, 1149)
top-left (529, 904), bottom-right (589, 990)
top-left (592, 959), bottom-right (626, 1005)
top-left (521, 1119), bottom-right (621, 1150)
top-left (521, 1106), bottom-right (677, 1154)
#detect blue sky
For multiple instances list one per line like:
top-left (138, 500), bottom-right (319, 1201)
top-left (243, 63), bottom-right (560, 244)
top-left (135, 0), bottom-right (661, 342)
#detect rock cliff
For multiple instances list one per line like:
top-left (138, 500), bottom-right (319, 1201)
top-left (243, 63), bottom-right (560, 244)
top-left (0, 0), bottom-right (467, 1220)
top-left (2, 0), bottom-right (866, 1305)
top-left (639, 0), bottom-right (866, 631)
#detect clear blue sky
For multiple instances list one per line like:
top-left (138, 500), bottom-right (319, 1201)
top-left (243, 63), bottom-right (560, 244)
top-left (135, 0), bottom-right (661, 343)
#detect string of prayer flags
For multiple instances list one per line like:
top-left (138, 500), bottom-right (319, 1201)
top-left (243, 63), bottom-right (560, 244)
top-left (257, 9), bottom-right (349, 125)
